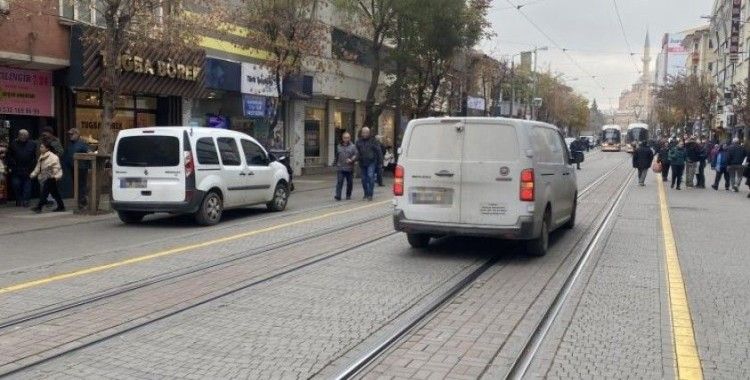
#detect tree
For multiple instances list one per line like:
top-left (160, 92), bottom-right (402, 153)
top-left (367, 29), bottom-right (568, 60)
top-left (388, 0), bottom-right (490, 118)
top-left (235, 0), bottom-right (327, 148)
top-left (337, 0), bottom-right (398, 130)
top-left (68, 0), bottom-right (222, 154)
top-left (655, 74), bottom-right (717, 137)
top-left (588, 99), bottom-right (606, 131)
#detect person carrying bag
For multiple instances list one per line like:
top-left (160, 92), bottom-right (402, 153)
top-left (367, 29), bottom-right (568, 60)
top-left (30, 141), bottom-right (65, 213)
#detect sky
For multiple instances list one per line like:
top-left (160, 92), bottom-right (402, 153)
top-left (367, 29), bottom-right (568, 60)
top-left (480, 0), bottom-right (711, 111)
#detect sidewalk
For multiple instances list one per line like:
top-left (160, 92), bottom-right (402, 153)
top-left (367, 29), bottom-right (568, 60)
top-left (0, 172), bottom-right (341, 236)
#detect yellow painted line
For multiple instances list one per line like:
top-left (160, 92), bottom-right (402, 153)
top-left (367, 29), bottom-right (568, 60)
top-left (656, 177), bottom-right (703, 380)
top-left (0, 201), bottom-right (390, 295)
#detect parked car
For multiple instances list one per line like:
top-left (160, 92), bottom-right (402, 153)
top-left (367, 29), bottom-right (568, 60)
top-left (580, 135), bottom-right (596, 148)
top-left (393, 117), bottom-right (578, 256)
top-left (112, 127), bottom-right (291, 226)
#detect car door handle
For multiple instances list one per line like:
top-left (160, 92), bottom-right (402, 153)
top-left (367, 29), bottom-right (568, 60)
top-left (435, 170), bottom-right (455, 177)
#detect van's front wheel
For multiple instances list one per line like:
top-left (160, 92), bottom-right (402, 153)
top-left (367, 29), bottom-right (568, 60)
top-left (195, 192), bottom-right (223, 226)
top-left (267, 182), bottom-right (289, 212)
top-left (118, 211), bottom-right (146, 224)
top-left (407, 233), bottom-right (431, 249)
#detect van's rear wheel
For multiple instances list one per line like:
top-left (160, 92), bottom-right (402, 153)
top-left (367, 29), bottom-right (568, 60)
top-left (407, 233), bottom-right (431, 248)
top-left (118, 211), bottom-right (146, 224)
top-left (195, 192), bottom-right (223, 226)
top-left (267, 182), bottom-right (289, 212)
top-left (564, 198), bottom-right (577, 229)
top-left (526, 215), bottom-right (550, 257)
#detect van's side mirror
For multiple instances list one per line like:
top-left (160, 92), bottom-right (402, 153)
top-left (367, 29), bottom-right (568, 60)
top-left (268, 153), bottom-right (277, 162)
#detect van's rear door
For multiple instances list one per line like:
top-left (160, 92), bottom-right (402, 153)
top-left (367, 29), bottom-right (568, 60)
top-left (459, 121), bottom-right (521, 226)
top-left (113, 129), bottom-right (186, 203)
top-left (401, 120), bottom-right (463, 224)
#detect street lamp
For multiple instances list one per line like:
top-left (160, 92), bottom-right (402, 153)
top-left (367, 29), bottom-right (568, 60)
top-left (531, 46), bottom-right (549, 120)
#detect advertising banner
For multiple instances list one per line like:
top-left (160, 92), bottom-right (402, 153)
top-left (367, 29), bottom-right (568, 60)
top-left (0, 67), bottom-right (54, 117)
top-left (241, 63), bottom-right (280, 97)
top-left (467, 96), bottom-right (486, 111)
top-left (731, 0), bottom-right (742, 62)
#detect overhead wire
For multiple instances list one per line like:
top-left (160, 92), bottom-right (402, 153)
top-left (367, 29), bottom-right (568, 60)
top-left (611, 0), bottom-right (643, 75)
top-left (504, 0), bottom-right (609, 97)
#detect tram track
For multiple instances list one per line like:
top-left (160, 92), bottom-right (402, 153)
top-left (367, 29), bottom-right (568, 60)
top-left (0, 156), bottom-right (627, 378)
top-left (333, 160), bottom-right (630, 379)
top-left (0, 215), bottom-right (397, 377)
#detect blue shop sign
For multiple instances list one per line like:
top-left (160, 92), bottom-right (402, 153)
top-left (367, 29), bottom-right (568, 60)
top-left (243, 94), bottom-right (266, 118)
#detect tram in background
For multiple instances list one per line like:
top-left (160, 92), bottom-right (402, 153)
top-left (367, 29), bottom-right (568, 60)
top-left (600, 125), bottom-right (622, 152)
top-left (625, 123), bottom-right (649, 153)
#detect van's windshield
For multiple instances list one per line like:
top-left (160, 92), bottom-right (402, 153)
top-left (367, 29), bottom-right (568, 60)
top-left (116, 136), bottom-right (180, 167)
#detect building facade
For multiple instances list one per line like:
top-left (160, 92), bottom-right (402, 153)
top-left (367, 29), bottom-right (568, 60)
top-left (615, 33), bottom-right (654, 128)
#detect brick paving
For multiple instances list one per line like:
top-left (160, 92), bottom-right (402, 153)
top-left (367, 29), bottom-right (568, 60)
top-left (525, 173), bottom-right (673, 379)
top-left (665, 181), bottom-right (750, 379)
top-left (359, 156), bottom-right (632, 380)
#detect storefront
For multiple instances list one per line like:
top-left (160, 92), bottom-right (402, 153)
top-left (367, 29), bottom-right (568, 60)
top-left (64, 26), bottom-right (205, 145)
top-left (0, 66), bottom-right (57, 143)
top-left (239, 62), bottom-right (281, 148)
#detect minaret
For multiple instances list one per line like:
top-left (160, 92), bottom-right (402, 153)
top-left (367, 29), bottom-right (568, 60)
top-left (642, 30), bottom-right (651, 83)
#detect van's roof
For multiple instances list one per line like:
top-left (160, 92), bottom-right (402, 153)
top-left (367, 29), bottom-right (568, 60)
top-left (408, 117), bottom-right (560, 131)
top-left (117, 127), bottom-right (260, 142)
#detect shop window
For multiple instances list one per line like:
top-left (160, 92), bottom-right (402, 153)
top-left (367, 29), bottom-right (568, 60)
top-left (196, 138), bottom-right (220, 165)
top-left (217, 137), bottom-right (242, 166)
top-left (241, 139), bottom-right (268, 166)
top-left (304, 108), bottom-right (325, 158)
top-left (136, 96), bottom-right (158, 110)
top-left (76, 91), bottom-right (100, 107)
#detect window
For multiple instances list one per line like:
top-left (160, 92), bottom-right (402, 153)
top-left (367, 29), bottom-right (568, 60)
top-left (407, 124), bottom-right (461, 160)
top-left (462, 123), bottom-right (519, 162)
top-left (241, 140), bottom-right (268, 166)
top-left (544, 129), bottom-right (565, 164)
top-left (196, 138), bottom-right (220, 165)
top-left (217, 137), bottom-right (242, 166)
top-left (529, 128), bottom-right (553, 163)
top-left (116, 136), bottom-right (180, 167)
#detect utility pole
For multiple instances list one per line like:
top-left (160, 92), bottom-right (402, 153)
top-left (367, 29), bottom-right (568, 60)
top-left (530, 46), bottom-right (548, 120)
top-left (510, 59), bottom-right (515, 118)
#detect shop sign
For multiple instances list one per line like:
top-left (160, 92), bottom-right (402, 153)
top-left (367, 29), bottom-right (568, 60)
top-left (730, 0), bottom-right (742, 62)
top-left (106, 52), bottom-right (202, 81)
top-left (241, 63), bottom-right (279, 97)
top-left (0, 67), bottom-right (54, 117)
top-left (243, 94), bottom-right (266, 118)
top-left (467, 96), bottom-right (486, 111)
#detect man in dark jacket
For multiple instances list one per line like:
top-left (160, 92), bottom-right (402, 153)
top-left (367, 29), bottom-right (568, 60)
top-left (696, 139), bottom-right (709, 188)
top-left (633, 141), bottom-right (655, 186)
top-left (62, 128), bottom-right (91, 207)
top-left (657, 139), bottom-right (671, 182)
top-left (41, 126), bottom-right (64, 157)
top-left (569, 138), bottom-right (585, 170)
top-left (726, 138), bottom-right (747, 192)
top-left (7, 129), bottom-right (37, 207)
top-left (355, 127), bottom-right (382, 201)
top-left (668, 141), bottom-right (687, 190)
top-left (685, 137), bottom-right (701, 188)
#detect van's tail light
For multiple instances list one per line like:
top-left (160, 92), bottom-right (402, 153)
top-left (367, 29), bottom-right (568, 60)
top-left (184, 151), bottom-right (194, 178)
top-left (394, 165), bottom-right (405, 196)
top-left (520, 168), bottom-right (535, 202)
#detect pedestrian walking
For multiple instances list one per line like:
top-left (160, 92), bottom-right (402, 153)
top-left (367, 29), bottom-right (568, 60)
top-left (696, 139), bottom-right (710, 188)
top-left (355, 127), bottom-right (382, 201)
top-left (711, 144), bottom-right (730, 191)
top-left (744, 156), bottom-right (750, 199)
top-left (657, 139), bottom-right (671, 182)
top-left (633, 141), bottom-right (655, 186)
top-left (40, 126), bottom-right (64, 157)
top-left (30, 141), bottom-right (64, 213)
top-left (685, 137), bottom-right (701, 188)
top-left (375, 135), bottom-right (387, 187)
top-left (0, 146), bottom-right (7, 204)
top-left (726, 137), bottom-right (747, 192)
top-left (569, 138), bottom-right (585, 170)
top-left (7, 129), bottom-right (37, 207)
top-left (669, 141), bottom-right (687, 190)
top-left (333, 132), bottom-right (357, 201)
top-left (62, 128), bottom-right (91, 208)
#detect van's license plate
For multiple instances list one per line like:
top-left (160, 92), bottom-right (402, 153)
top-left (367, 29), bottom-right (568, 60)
top-left (120, 178), bottom-right (147, 189)
top-left (410, 188), bottom-right (453, 205)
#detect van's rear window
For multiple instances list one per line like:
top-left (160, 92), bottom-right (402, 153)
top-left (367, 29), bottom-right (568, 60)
top-left (116, 136), bottom-right (180, 167)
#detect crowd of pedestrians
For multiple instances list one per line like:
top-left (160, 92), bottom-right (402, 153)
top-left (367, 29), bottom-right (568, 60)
top-left (638, 136), bottom-right (750, 198)
top-left (1, 127), bottom-right (91, 212)
top-left (333, 127), bottom-right (394, 202)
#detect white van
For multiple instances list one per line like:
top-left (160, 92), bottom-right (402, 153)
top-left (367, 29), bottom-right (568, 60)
top-left (112, 127), bottom-right (290, 226)
top-left (393, 118), bottom-right (578, 256)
